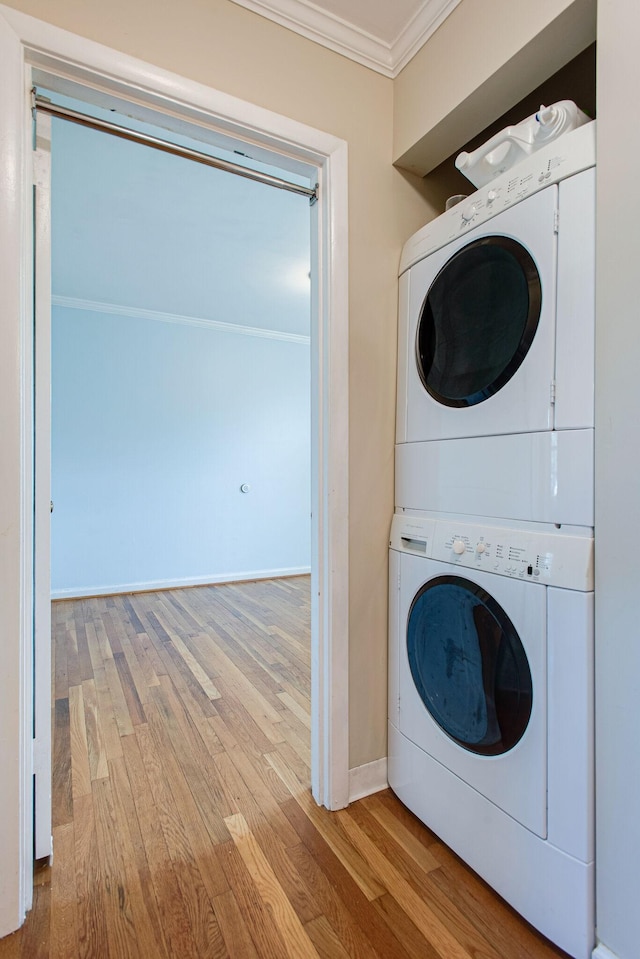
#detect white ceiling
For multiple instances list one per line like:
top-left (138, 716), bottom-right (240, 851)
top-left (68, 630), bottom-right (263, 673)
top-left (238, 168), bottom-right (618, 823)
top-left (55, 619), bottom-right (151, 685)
top-left (228, 0), bottom-right (462, 77)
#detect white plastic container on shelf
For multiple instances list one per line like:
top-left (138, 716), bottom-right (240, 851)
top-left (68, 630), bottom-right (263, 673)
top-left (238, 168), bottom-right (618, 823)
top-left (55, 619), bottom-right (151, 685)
top-left (455, 100), bottom-right (590, 189)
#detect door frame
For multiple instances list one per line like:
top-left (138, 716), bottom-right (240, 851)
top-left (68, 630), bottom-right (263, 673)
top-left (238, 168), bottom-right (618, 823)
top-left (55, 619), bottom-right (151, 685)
top-left (0, 3), bottom-right (349, 936)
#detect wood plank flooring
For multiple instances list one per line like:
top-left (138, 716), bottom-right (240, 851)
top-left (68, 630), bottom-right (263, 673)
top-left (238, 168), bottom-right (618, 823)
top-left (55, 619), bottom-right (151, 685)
top-left (0, 577), bottom-right (569, 958)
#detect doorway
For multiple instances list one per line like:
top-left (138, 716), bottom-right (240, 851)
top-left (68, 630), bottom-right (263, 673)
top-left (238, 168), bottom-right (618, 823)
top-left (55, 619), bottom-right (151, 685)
top-left (0, 12), bottom-right (349, 936)
top-left (43, 93), bottom-right (314, 871)
top-left (47, 99), bottom-right (312, 598)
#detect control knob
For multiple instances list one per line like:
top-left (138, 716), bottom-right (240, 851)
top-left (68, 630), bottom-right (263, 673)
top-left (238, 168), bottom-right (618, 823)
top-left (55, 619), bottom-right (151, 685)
top-left (453, 539), bottom-right (466, 555)
top-left (476, 542), bottom-right (486, 554)
top-left (461, 203), bottom-right (477, 223)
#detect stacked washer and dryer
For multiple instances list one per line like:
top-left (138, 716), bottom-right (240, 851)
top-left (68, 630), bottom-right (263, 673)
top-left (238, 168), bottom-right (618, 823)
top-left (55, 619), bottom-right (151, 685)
top-left (388, 117), bottom-right (596, 959)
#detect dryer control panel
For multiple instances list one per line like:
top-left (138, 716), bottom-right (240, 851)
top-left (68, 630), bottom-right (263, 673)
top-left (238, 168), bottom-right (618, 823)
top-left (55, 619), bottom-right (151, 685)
top-left (399, 121), bottom-right (595, 275)
top-left (390, 513), bottom-right (593, 592)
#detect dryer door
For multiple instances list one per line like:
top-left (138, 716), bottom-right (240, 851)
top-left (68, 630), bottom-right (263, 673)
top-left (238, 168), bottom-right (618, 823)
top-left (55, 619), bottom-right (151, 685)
top-left (416, 237), bottom-right (541, 408)
top-left (398, 552), bottom-right (547, 836)
top-left (402, 186), bottom-right (557, 443)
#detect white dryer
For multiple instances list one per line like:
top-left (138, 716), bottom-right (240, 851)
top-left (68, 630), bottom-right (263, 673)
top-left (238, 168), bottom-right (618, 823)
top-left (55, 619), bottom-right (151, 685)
top-left (388, 511), bottom-right (594, 959)
top-left (395, 123), bottom-right (595, 525)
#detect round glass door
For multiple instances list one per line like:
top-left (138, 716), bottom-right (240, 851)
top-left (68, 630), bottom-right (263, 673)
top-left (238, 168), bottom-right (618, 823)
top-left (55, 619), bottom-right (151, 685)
top-left (416, 236), bottom-right (542, 408)
top-left (407, 575), bottom-right (533, 755)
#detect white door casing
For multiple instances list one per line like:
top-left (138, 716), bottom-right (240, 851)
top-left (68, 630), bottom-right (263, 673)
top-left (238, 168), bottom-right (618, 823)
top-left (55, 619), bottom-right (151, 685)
top-left (33, 109), bottom-right (53, 862)
top-left (0, 8), bottom-right (34, 938)
top-left (0, 4), bottom-right (350, 936)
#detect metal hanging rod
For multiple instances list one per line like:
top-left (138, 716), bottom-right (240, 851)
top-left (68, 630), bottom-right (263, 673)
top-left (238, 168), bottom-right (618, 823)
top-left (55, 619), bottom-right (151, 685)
top-left (34, 95), bottom-right (318, 202)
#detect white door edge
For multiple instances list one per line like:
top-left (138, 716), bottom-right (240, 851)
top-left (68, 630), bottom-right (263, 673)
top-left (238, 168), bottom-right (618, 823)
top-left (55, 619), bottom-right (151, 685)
top-left (0, 10), bottom-right (35, 937)
top-left (0, 2), bottom-right (350, 933)
top-left (33, 110), bottom-right (53, 862)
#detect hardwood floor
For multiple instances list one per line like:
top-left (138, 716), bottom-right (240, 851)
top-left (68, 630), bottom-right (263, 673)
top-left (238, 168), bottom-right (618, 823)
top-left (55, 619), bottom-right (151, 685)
top-left (0, 577), bottom-right (569, 958)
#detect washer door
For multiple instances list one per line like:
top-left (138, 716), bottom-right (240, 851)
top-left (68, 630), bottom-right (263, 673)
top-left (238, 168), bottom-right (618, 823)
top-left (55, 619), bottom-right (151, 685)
top-left (416, 237), bottom-right (541, 408)
top-left (401, 186), bottom-right (557, 443)
top-left (397, 552), bottom-right (547, 836)
top-left (407, 575), bottom-right (532, 755)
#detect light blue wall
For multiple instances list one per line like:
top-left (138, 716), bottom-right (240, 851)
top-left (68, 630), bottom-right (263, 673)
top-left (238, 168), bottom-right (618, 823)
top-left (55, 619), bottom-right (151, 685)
top-left (50, 112), bottom-right (311, 596)
top-left (51, 116), bottom-right (312, 334)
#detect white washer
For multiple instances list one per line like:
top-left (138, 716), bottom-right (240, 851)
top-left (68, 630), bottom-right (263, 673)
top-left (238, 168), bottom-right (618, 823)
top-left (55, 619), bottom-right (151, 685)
top-left (388, 511), bottom-right (594, 959)
top-left (395, 123), bottom-right (595, 525)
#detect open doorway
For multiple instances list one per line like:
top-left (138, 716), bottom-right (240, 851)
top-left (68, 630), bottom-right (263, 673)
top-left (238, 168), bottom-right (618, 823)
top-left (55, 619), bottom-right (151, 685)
top-left (48, 101), bottom-right (312, 598)
top-left (42, 104), bottom-right (316, 946)
top-left (0, 10), bottom-right (349, 935)
top-left (36, 88), bottom-right (318, 847)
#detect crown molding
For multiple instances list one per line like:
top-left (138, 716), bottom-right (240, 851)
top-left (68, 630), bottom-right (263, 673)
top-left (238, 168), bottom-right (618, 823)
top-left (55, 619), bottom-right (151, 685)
top-left (229, 0), bottom-right (462, 78)
top-left (392, 0), bottom-right (463, 76)
top-left (51, 295), bottom-right (310, 344)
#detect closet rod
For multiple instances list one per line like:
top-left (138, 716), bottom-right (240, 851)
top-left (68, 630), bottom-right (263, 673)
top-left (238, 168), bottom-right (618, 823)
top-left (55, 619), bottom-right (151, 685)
top-left (34, 96), bottom-right (318, 201)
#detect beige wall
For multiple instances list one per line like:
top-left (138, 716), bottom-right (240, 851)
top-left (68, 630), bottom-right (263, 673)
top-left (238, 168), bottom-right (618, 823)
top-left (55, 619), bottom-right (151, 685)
top-left (393, 0), bottom-right (596, 176)
top-left (2, 0), bottom-right (438, 769)
top-left (594, 2), bottom-right (640, 956)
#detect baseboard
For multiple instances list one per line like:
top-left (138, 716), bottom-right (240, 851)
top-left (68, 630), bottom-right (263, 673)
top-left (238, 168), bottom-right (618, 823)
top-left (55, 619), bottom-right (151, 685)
top-left (348, 758), bottom-right (388, 803)
top-left (593, 944), bottom-right (622, 959)
top-left (51, 566), bottom-right (311, 600)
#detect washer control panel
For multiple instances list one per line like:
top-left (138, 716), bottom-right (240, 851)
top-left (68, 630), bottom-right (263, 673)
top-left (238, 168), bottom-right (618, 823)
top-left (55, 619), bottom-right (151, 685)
top-left (390, 514), bottom-right (593, 592)
top-left (399, 120), bottom-right (595, 275)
